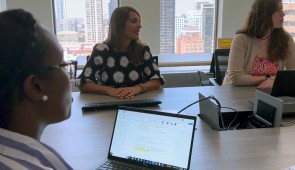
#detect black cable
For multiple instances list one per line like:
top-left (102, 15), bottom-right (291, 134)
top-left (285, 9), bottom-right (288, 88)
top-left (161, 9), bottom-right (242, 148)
top-left (177, 96), bottom-right (214, 114)
top-left (221, 106), bottom-right (238, 130)
top-left (177, 95), bottom-right (225, 130)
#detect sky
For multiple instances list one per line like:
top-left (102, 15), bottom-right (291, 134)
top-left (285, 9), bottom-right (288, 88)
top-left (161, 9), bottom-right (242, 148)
top-left (65, 0), bottom-right (215, 19)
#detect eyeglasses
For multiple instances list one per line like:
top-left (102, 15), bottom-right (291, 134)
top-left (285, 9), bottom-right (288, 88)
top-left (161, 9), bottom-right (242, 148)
top-left (45, 60), bottom-right (77, 79)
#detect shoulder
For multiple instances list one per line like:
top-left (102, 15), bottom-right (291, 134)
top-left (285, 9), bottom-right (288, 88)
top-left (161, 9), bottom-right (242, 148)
top-left (0, 128), bottom-right (72, 169)
top-left (139, 44), bottom-right (150, 53)
top-left (285, 31), bottom-right (294, 43)
top-left (232, 33), bottom-right (257, 49)
top-left (93, 43), bottom-right (110, 51)
top-left (233, 33), bottom-right (253, 42)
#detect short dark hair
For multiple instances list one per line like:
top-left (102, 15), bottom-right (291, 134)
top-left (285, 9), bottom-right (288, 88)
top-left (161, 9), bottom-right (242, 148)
top-left (0, 9), bottom-right (48, 128)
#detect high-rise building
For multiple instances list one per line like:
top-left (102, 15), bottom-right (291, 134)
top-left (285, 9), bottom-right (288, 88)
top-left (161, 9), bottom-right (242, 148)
top-left (283, 3), bottom-right (295, 39)
top-left (175, 14), bottom-right (185, 39)
top-left (108, 0), bottom-right (118, 20)
top-left (54, 0), bottom-right (66, 20)
top-left (85, 0), bottom-right (104, 43)
top-left (160, 0), bottom-right (175, 54)
top-left (0, 0), bottom-right (6, 12)
top-left (54, 0), bottom-right (66, 32)
top-left (176, 32), bottom-right (204, 54)
top-left (202, 3), bottom-right (214, 53)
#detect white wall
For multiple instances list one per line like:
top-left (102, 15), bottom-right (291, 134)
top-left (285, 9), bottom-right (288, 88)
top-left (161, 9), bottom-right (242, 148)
top-left (120, 0), bottom-right (160, 54)
top-left (6, 0), bottom-right (55, 33)
top-left (217, 0), bottom-right (254, 38)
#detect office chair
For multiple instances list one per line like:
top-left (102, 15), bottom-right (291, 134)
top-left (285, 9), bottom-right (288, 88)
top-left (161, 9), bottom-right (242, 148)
top-left (152, 56), bottom-right (159, 66)
top-left (197, 53), bottom-right (215, 86)
top-left (213, 48), bottom-right (230, 85)
top-left (198, 49), bottom-right (230, 86)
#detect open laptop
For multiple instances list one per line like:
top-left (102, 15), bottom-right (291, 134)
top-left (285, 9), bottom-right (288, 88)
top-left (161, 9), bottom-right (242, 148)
top-left (270, 70), bottom-right (295, 97)
top-left (249, 70), bottom-right (295, 113)
top-left (96, 106), bottom-right (196, 170)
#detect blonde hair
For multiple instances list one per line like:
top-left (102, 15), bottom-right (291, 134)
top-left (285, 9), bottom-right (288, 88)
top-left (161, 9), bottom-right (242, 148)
top-left (104, 6), bottom-right (144, 65)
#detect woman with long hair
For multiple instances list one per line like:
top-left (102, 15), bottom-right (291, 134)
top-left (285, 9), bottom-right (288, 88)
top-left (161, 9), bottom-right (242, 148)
top-left (77, 6), bottom-right (165, 99)
top-left (223, 0), bottom-right (295, 89)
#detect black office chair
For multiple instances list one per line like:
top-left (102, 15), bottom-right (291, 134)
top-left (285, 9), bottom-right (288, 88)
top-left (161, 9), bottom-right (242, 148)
top-left (212, 48), bottom-right (230, 85)
top-left (152, 56), bottom-right (159, 66)
top-left (197, 55), bottom-right (215, 86)
top-left (198, 49), bottom-right (230, 86)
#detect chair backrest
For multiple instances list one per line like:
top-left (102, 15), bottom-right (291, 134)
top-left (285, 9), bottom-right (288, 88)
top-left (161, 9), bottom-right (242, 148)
top-left (152, 56), bottom-right (159, 65)
top-left (214, 49), bottom-right (230, 85)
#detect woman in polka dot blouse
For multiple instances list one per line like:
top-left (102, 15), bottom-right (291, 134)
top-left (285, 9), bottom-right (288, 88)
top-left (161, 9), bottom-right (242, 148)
top-left (77, 6), bottom-right (165, 99)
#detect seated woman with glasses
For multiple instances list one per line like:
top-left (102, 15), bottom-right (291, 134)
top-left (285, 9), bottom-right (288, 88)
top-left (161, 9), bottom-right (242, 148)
top-left (223, 0), bottom-right (295, 89)
top-left (76, 6), bottom-right (165, 99)
top-left (0, 9), bottom-right (73, 169)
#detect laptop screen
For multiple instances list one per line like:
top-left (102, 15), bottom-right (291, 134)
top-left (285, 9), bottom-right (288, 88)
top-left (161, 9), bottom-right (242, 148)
top-left (271, 70), bottom-right (295, 97)
top-left (108, 106), bottom-right (196, 170)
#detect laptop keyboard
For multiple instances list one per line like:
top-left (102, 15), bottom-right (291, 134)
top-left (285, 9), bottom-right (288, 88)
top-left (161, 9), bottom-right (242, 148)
top-left (96, 160), bottom-right (142, 170)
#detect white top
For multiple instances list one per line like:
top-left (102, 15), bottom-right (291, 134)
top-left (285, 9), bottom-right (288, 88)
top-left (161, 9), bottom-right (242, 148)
top-left (0, 128), bottom-right (73, 170)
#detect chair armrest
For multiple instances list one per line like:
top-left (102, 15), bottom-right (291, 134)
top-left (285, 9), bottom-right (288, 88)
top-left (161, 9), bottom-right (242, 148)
top-left (209, 78), bottom-right (220, 86)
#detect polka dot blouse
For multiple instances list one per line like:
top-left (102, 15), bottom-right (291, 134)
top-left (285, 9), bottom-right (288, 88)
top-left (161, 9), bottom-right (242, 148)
top-left (76, 43), bottom-right (165, 88)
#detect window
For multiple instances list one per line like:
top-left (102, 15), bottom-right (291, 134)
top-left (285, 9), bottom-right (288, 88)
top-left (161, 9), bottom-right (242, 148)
top-left (0, 0), bottom-right (6, 11)
top-left (283, 1), bottom-right (295, 40)
top-left (169, 0), bottom-right (216, 54)
top-left (53, 0), bottom-right (216, 62)
top-left (53, 0), bottom-right (118, 61)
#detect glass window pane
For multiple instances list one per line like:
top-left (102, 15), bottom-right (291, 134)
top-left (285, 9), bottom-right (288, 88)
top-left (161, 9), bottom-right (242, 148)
top-left (0, 0), bottom-right (6, 11)
top-left (283, 1), bottom-right (295, 40)
top-left (173, 0), bottom-right (216, 54)
top-left (53, 0), bottom-right (118, 61)
top-left (54, 0), bottom-right (216, 61)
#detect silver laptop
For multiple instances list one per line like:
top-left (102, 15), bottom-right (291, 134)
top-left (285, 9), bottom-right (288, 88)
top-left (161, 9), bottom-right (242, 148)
top-left (97, 106), bottom-right (196, 170)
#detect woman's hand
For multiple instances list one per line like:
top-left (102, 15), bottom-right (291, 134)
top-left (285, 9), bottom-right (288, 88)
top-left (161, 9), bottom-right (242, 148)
top-left (257, 79), bottom-right (275, 89)
top-left (107, 86), bottom-right (142, 99)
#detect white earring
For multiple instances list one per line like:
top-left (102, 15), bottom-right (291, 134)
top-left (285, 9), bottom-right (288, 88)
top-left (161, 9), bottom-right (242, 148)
top-left (42, 95), bottom-right (48, 102)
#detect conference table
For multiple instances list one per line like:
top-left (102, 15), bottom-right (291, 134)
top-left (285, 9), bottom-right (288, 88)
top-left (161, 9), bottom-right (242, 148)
top-left (41, 86), bottom-right (295, 170)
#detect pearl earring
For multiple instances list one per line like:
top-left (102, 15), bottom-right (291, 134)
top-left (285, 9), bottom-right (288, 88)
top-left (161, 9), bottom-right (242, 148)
top-left (42, 95), bottom-right (48, 102)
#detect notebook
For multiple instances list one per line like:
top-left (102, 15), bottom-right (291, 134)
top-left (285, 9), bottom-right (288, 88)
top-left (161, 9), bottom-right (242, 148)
top-left (96, 106), bottom-right (196, 170)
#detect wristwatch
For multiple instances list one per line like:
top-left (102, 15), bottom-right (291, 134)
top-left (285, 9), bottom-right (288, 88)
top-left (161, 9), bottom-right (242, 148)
top-left (264, 74), bottom-right (271, 80)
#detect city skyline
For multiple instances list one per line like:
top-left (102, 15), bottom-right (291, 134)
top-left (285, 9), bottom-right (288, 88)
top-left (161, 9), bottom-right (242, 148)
top-left (66, 0), bottom-right (215, 18)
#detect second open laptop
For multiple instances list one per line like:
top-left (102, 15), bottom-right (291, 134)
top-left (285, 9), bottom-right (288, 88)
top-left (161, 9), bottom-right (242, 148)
top-left (96, 106), bottom-right (196, 170)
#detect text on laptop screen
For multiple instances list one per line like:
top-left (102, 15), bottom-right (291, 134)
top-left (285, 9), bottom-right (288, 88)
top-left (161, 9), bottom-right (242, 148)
top-left (109, 109), bottom-right (195, 169)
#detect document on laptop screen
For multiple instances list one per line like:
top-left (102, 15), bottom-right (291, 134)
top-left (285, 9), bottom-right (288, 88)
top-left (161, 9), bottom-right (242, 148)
top-left (109, 109), bottom-right (195, 169)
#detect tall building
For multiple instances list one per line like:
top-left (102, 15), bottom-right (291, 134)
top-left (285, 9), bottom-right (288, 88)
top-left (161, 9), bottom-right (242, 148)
top-left (85, 0), bottom-right (104, 43)
top-left (176, 32), bottom-right (204, 54)
top-left (54, 0), bottom-right (66, 20)
top-left (108, 0), bottom-right (118, 19)
top-left (175, 14), bottom-right (185, 39)
top-left (54, 0), bottom-right (66, 32)
top-left (160, 0), bottom-right (175, 54)
top-left (0, 0), bottom-right (6, 12)
top-left (202, 3), bottom-right (215, 53)
top-left (283, 3), bottom-right (295, 39)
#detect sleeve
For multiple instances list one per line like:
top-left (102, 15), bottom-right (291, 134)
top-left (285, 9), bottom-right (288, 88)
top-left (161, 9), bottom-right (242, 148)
top-left (76, 43), bottom-right (107, 86)
top-left (225, 34), bottom-right (256, 85)
top-left (286, 33), bottom-right (295, 69)
top-left (142, 46), bottom-right (165, 85)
